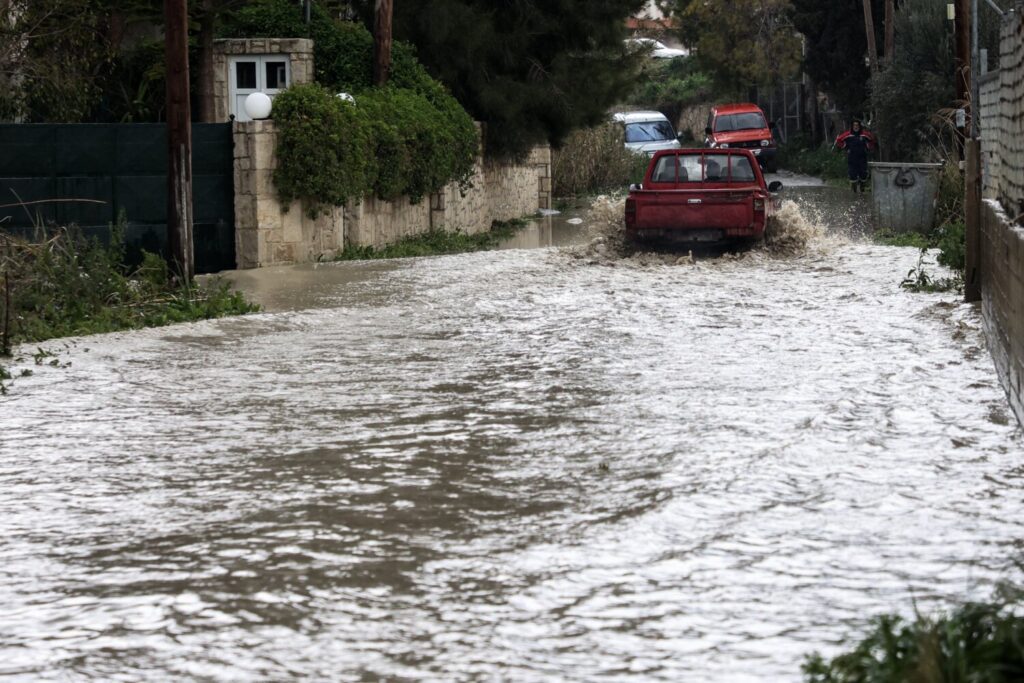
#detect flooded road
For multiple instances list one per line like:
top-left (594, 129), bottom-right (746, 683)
top-left (1, 196), bottom-right (1022, 681)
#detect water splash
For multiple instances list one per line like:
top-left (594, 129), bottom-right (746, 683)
top-left (763, 199), bottom-right (831, 256)
top-left (563, 195), bottom-right (838, 266)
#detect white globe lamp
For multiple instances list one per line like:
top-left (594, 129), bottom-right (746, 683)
top-left (244, 92), bottom-right (273, 120)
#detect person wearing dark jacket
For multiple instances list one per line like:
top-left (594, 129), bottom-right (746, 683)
top-left (835, 119), bottom-right (876, 192)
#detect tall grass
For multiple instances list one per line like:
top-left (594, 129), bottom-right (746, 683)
top-left (0, 226), bottom-right (258, 393)
top-left (553, 123), bottom-right (650, 197)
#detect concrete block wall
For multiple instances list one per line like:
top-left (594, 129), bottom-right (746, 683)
top-left (976, 6), bottom-right (1024, 429)
top-left (978, 9), bottom-right (1024, 216)
top-left (233, 120), bottom-right (343, 268)
top-left (980, 199), bottom-right (1024, 426)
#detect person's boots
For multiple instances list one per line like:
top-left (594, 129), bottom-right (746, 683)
top-left (858, 179), bottom-right (868, 193)
top-left (851, 180), bottom-right (859, 193)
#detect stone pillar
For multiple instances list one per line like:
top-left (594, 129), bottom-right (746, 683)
top-left (233, 120), bottom-right (343, 268)
top-left (531, 145), bottom-right (553, 210)
top-left (212, 38), bottom-right (315, 123)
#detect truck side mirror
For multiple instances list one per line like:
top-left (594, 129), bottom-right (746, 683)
top-left (768, 180), bottom-right (783, 193)
top-left (769, 121), bottom-right (776, 130)
top-left (704, 126), bottom-right (713, 136)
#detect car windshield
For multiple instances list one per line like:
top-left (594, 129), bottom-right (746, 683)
top-left (625, 120), bottom-right (676, 143)
top-left (714, 112), bottom-right (767, 132)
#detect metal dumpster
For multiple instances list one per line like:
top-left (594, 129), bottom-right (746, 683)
top-left (869, 162), bottom-right (943, 233)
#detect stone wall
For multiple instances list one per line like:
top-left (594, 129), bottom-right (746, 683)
top-left (343, 136), bottom-right (551, 249)
top-left (233, 120), bottom-right (343, 268)
top-left (979, 199), bottom-right (1024, 425)
top-left (212, 39), bottom-right (315, 123)
top-left (233, 121), bottom-right (551, 263)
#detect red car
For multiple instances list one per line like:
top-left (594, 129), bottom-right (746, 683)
top-left (704, 103), bottom-right (777, 172)
top-left (625, 148), bottom-right (783, 244)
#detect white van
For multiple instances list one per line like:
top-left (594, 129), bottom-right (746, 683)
top-left (612, 111), bottom-right (682, 156)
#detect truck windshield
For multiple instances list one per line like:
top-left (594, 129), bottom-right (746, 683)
top-left (714, 113), bottom-right (767, 132)
top-left (625, 121), bottom-right (676, 143)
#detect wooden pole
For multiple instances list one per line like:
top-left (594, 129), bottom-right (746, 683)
top-left (164, 0), bottom-right (194, 280)
top-left (373, 0), bottom-right (393, 87)
top-left (884, 0), bottom-right (895, 64)
top-left (964, 138), bottom-right (981, 302)
top-left (862, 0), bottom-right (879, 75)
top-left (955, 0), bottom-right (972, 131)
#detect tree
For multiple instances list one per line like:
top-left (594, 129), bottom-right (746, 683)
top-left (674, 0), bottom-right (802, 91)
top-left (347, 0), bottom-right (648, 157)
top-left (790, 0), bottom-right (887, 116)
top-left (0, 0), bottom-right (167, 122)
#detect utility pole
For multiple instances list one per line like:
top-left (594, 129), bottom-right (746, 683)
top-left (164, 0), bottom-right (194, 280)
top-left (884, 0), bottom-right (895, 64)
top-left (955, 0), bottom-right (972, 134)
top-left (862, 0), bottom-right (879, 75)
top-left (373, 0), bottom-right (393, 86)
top-left (963, 0), bottom-right (982, 303)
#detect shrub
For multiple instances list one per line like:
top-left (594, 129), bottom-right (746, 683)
top-left (271, 83), bottom-right (375, 211)
top-left (627, 57), bottom-right (713, 126)
top-left (552, 124), bottom-right (649, 197)
top-left (224, 1), bottom-right (478, 210)
top-left (803, 591), bottom-right (1024, 681)
top-left (273, 84), bottom-right (477, 209)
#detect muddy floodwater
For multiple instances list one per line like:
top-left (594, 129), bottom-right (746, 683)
top-left (1, 191), bottom-right (1022, 681)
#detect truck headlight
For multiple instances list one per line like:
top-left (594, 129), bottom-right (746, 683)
top-left (761, 139), bottom-right (770, 147)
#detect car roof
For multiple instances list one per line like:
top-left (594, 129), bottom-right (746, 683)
top-left (612, 111), bottom-right (671, 124)
top-left (711, 103), bottom-right (765, 115)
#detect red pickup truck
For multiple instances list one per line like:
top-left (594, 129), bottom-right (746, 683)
top-left (624, 148), bottom-right (782, 244)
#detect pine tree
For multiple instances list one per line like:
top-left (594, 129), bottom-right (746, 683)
top-left (674, 0), bottom-right (802, 91)
top-left (358, 0), bottom-right (648, 158)
top-left (790, 0), bottom-right (888, 116)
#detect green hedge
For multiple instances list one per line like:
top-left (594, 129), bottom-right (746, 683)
top-left (273, 84), bottom-right (477, 211)
top-left (223, 0), bottom-right (477, 210)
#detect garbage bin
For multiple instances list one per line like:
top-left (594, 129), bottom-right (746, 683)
top-left (869, 162), bottom-right (943, 233)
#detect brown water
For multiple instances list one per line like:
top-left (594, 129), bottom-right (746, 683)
top-left (1, 196), bottom-right (1021, 681)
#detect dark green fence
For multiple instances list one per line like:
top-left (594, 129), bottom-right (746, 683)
top-left (0, 123), bottom-right (235, 273)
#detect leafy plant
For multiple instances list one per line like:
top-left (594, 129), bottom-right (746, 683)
top-left (900, 249), bottom-right (962, 293)
top-left (804, 589), bottom-right (1024, 681)
top-left (0, 226), bottom-right (258, 353)
top-left (777, 135), bottom-right (849, 181)
top-left (271, 83), bottom-right (375, 212)
top-left (272, 83), bottom-right (477, 212)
